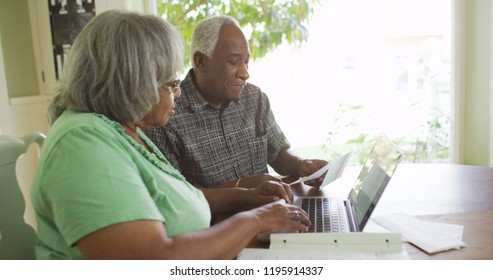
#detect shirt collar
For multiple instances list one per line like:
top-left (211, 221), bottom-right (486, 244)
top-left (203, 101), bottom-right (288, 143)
top-left (182, 69), bottom-right (210, 112)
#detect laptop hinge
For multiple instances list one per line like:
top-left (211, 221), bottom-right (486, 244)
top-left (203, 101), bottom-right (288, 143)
top-left (345, 200), bottom-right (359, 231)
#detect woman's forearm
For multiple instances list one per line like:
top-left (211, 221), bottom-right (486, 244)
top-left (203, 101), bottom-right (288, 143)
top-left (169, 211), bottom-right (260, 259)
top-left (78, 213), bottom-right (260, 260)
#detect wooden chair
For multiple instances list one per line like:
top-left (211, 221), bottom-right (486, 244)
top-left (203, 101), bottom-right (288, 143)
top-left (0, 131), bottom-right (45, 259)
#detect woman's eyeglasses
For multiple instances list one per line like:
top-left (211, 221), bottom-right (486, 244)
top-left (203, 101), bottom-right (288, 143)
top-left (164, 79), bottom-right (181, 92)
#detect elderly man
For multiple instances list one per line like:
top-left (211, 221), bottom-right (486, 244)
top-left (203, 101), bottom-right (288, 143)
top-left (144, 15), bottom-right (327, 189)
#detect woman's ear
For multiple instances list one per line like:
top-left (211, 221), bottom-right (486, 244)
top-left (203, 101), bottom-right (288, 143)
top-left (193, 52), bottom-right (208, 72)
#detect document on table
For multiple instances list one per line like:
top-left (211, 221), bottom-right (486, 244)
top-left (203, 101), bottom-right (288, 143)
top-left (289, 152), bottom-right (351, 187)
top-left (372, 213), bottom-right (467, 254)
top-left (237, 232), bottom-right (409, 260)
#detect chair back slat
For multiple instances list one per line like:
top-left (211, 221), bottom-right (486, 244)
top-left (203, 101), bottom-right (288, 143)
top-left (0, 132), bottom-right (45, 260)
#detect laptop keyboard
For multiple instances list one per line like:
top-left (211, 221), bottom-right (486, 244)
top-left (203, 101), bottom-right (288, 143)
top-left (300, 197), bottom-right (347, 233)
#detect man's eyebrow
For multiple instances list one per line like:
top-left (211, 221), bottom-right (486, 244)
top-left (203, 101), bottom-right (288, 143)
top-left (228, 53), bottom-right (250, 59)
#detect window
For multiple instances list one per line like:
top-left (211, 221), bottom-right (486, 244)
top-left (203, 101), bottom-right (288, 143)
top-left (248, 0), bottom-right (453, 164)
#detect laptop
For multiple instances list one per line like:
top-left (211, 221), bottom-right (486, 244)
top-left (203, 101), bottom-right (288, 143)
top-left (258, 133), bottom-right (403, 241)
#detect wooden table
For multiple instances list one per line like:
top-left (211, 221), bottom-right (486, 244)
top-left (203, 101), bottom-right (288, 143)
top-left (250, 163), bottom-right (493, 259)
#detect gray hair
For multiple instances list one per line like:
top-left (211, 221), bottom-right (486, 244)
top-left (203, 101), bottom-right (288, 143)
top-left (190, 15), bottom-right (240, 67)
top-left (49, 10), bottom-right (184, 123)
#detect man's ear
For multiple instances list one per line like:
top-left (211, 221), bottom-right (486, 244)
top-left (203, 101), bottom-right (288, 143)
top-left (193, 52), bottom-right (209, 72)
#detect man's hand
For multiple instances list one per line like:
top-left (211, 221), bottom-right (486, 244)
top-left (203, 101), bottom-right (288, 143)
top-left (299, 159), bottom-right (329, 187)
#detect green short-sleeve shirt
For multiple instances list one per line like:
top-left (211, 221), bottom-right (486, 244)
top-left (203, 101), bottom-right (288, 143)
top-left (31, 111), bottom-right (211, 259)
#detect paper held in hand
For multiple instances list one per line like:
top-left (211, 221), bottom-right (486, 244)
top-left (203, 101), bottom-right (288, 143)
top-left (289, 152), bottom-right (351, 188)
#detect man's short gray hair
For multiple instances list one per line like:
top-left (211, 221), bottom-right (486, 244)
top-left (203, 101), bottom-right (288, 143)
top-left (190, 15), bottom-right (240, 67)
top-left (49, 10), bottom-right (184, 123)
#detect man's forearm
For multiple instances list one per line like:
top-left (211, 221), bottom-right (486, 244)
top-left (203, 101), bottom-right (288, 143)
top-left (270, 148), bottom-right (303, 177)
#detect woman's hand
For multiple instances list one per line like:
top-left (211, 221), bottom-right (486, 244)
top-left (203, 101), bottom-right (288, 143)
top-left (236, 173), bottom-right (284, 188)
top-left (249, 201), bottom-right (310, 233)
top-left (248, 180), bottom-right (294, 205)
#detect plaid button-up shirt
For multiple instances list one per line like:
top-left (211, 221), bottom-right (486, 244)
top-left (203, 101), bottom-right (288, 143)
top-left (143, 70), bottom-right (290, 188)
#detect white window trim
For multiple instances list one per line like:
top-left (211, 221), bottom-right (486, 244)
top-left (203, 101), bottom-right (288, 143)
top-left (452, 0), bottom-right (466, 164)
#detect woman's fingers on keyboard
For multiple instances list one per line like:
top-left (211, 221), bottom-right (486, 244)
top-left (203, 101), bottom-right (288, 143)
top-left (286, 206), bottom-right (310, 227)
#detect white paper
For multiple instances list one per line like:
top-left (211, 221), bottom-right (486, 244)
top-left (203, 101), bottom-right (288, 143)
top-left (372, 213), bottom-right (467, 254)
top-left (289, 152), bottom-right (351, 187)
top-left (238, 232), bottom-right (409, 260)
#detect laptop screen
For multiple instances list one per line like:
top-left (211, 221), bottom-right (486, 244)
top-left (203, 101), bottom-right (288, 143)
top-left (347, 133), bottom-right (403, 231)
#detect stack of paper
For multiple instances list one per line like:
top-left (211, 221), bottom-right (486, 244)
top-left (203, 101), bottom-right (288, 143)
top-left (372, 213), bottom-right (466, 254)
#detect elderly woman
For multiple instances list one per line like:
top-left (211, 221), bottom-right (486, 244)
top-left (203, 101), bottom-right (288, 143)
top-left (31, 10), bottom-right (308, 260)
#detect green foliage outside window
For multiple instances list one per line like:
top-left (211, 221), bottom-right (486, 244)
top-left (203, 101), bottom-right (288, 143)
top-left (156, 0), bottom-right (318, 67)
top-left (323, 103), bottom-right (450, 165)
